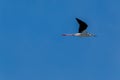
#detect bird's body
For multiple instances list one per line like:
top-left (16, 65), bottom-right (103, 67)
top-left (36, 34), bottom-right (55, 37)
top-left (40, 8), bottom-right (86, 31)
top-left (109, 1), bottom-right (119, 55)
top-left (62, 18), bottom-right (95, 37)
top-left (62, 31), bottom-right (95, 37)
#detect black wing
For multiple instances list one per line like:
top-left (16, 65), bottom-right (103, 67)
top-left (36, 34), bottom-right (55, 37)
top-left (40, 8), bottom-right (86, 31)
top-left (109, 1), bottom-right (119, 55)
top-left (76, 18), bottom-right (88, 33)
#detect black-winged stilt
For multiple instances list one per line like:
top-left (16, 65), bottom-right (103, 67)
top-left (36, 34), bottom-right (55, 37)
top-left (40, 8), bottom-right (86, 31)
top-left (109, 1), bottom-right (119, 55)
top-left (62, 18), bottom-right (95, 37)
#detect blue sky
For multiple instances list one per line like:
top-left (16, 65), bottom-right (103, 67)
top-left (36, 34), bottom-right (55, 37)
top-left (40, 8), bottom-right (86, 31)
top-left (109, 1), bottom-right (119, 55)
top-left (0, 0), bottom-right (120, 80)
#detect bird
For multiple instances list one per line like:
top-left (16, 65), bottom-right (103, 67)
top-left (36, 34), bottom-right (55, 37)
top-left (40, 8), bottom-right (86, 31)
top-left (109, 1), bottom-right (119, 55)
top-left (62, 18), bottom-right (95, 37)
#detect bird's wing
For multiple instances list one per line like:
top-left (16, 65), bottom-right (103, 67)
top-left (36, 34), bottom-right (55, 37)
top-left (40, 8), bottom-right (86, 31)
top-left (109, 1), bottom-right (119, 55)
top-left (76, 18), bottom-right (88, 33)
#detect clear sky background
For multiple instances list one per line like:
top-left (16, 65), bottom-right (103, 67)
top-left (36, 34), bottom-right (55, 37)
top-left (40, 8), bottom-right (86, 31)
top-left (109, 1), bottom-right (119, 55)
top-left (0, 0), bottom-right (120, 80)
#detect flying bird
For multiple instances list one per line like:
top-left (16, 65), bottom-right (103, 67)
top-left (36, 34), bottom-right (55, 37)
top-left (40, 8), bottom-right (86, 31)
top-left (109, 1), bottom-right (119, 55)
top-left (62, 18), bottom-right (95, 37)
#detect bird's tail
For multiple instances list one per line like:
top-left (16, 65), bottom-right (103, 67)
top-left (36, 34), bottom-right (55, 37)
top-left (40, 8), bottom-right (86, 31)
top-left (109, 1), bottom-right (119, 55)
top-left (62, 34), bottom-right (67, 36)
top-left (62, 34), bottom-right (74, 36)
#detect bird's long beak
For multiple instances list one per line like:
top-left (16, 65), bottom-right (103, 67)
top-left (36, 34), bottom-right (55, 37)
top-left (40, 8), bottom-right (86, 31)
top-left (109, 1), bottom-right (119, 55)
top-left (92, 34), bottom-right (96, 37)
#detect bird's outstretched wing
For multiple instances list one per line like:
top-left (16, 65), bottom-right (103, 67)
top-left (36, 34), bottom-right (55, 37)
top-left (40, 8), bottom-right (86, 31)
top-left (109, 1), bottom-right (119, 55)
top-left (76, 18), bottom-right (88, 33)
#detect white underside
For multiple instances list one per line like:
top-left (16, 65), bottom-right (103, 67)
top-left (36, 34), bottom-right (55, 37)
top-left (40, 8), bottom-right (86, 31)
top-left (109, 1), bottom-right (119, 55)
top-left (62, 31), bottom-right (95, 37)
top-left (74, 32), bottom-right (95, 37)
